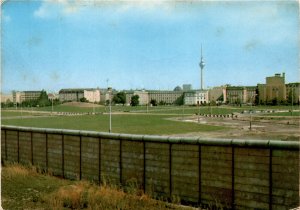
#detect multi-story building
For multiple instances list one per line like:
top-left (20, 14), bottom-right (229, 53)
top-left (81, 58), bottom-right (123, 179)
top-left (47, 93), bottom-right (59, 100)
top-left (226, 86), bottom-right (256, 104)
top-left (125, 90), bottom-right (149, 105)
top-left (182, 84), bottom-right (192, 91)
top-left (1, 93), bottom-right (13, 103)
top-left (148, 90), bottom-right (183, 105)
top-left (208, 86), bottom-right (227, 104)
top-left (12, 91), bottom-right (42, 103)
top-left (286, 83), bottom-right (300, 104)
top-left (184, 90), bottom-right (209, 105)
top-left (258, 73), bottom-right (286, 104)
top-left (59, 88), bottom-right (100, 102)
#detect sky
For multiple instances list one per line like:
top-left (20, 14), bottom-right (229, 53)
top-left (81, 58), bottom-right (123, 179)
top-left (1, 0), bottom-right (299, 93)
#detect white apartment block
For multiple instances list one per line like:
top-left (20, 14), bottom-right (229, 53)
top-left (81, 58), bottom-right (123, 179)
top-left (184, 90), bottom-right (209, 105)
top-left (12, 91), bottom-right (42, 103)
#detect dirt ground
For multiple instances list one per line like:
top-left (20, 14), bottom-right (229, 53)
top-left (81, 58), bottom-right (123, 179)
top-left (170, 114), bottom-right (300, 141)
top-left (61, 102), bottom-right (103, 108)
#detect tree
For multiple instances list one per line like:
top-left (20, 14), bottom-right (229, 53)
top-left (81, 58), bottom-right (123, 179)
top-left (159, 100), bottom-right (166, 106)
top-left (80, 97), bottom-right (88, 102)
top-left (130, 95), bottom-right (139, 106)
top-left (210, 100), bottom-right (216, 106)
top-left (272, 98), bottom-right (278, 106)
top-left (150, 99), bottom-right (157, 106)
top-left (113, 92), bottom-right (126, 105)
top-left (38, 90), bottom-right (51, 107)
top-left (174, 95), bottom-right (184, 105)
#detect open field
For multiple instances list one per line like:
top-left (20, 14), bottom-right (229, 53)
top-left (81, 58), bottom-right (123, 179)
top-left (2, 103), bottom-right (299, 140)
top-left (1, 114), bottom-right (225, 135)
top-left (2, 163), bottom-right (194, 210)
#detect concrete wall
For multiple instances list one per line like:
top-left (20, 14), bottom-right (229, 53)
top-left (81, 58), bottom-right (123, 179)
top-left (1, 125), bottom-right (299, 210)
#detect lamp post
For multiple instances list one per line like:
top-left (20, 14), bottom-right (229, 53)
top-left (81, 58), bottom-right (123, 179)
top-left (291, 85), bottom-right (294, 116)
top-left (182, 104), bottom-right (184, 121)
top-left (51, 97), bottom-right (54, 115)
top-left (93, 93), bottom-right (95, 114)
top-left (21, 103), bottom-right (23, 119)
top-left (108, 88), bottom-right (112, 133)
top-left (147, 96), bottom-right (149, 113)
top-left (249, 94), bottom-right (256, 131)
top-left (211, 97), bottom-right (214, 116)
top-left (198, 98), bottom-right (200, 123)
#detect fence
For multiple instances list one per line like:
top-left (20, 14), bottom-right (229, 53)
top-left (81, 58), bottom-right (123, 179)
top-left (1, 125), bottom-right (299, 210)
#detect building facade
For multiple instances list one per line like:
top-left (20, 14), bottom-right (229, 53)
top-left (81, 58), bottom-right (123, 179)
top-left (226, 86), bottom-right (256, 104)
top-left (286, 83), bottom-right (300, 104)
top-left (182, 84), bottom-right (192, 91)
top-left (148, 90), bottom-right (183, 105)
top-left (125, 90), bottom-right (149, 105)
top-left (208, 86), bottom-right (227, 104)
top-left (1, 93), bottom-right (13, 103)
top-left (59, 88), bottom-right (100, 102)
top-left (12, 91), bottom-right (42, 103)
top-left (258, 73), bottom-right (286, 104)
top-left (184, 90), bottom-right (209, 105)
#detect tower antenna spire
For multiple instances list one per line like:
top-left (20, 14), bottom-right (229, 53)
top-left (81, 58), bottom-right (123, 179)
top-left (201, 44), bottom-right (203, 58)
top-left (199, 44), bottom-right (205, 90)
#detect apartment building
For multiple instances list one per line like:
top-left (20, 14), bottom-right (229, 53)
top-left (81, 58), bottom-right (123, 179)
top-left (12, 91), bottom-right (42, 103)
top-left (148, 90), bottom-right (183, 105)
top-left (286, 83), bottom-right (300, 104)
top-left (226, 86), bottom-right (256, 104)
top-left (258, 73), bottom-right (286, 104)
top-left (184, 90), bottom-right (209, 105)
top-left (59, 88), bottom-right (100, 102)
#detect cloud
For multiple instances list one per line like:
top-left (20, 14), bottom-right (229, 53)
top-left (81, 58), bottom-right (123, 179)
top-left (33, 0), bottom-right (82, 19)
top-left (244, 39), bottom-right (260, 51)
top-left (27, 37), bottom-right (42, 47)
top-left (33, 0), bottom-right (178, 19)
top-left (2, 9), bottom-right (11, 23)
top-left (4, 14), bottom-right (11, 22)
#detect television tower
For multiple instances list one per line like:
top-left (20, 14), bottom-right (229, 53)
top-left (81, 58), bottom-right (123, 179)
top-left (199, 45), bottom-right (205, 90)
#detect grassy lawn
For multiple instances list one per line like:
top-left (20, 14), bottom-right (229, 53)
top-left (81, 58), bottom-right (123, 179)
top-left (1, 110), bottom-right (50, 117)
top-left (12, 104), bottom-right (176, 113)
top-left (1, 111), bottom-right (26, 117)
top-left (1, 114), bottom-right (225, 135)
top-left (2, 163), bottom-right (193, 210)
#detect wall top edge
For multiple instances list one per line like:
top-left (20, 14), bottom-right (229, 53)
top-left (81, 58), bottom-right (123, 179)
top-left (1, 125), bottom-right (299, 150)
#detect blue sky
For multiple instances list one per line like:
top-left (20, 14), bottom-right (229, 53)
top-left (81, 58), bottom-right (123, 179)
top-left (1, 0), bottom-right (299, 93)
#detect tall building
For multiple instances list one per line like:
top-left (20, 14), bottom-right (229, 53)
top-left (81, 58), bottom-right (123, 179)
top-left (199, 45), bottom-right (205, 90)
top-left (258, 73), bottom-right (286, 104)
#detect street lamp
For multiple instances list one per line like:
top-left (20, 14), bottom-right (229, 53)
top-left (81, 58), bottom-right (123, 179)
top-left (291, 85), bottom-right (295, 116)
top-left (198, 97), bottom-right (200, 123)
top-left (249, 93), bottom-right (257, 131)
top-left (108, 88), bottom-right (112, 133)
top-left (182, 104), bottom-right (185, 121)
top-left (51, 97), bottom-right (54, 115)
top-left (93, 92), bottom-right (95, 114)
top-left (147, 95), bottom-right (149, 113)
